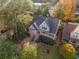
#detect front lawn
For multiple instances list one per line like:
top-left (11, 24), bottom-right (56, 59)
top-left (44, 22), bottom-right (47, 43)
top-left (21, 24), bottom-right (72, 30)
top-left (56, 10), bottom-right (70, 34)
top-left (37, 43), bottom-right (63, 59)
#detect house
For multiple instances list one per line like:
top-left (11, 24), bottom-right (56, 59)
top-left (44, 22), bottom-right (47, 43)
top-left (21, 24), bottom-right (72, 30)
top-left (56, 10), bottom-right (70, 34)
top-left (32, 0), bottom-right (58, 9)
top-left (30, 16), bottom-right (60, 39)
top-left (70, 26), bottom-right (79, 46)
top-left (32, 0), bottom-right (48, 8)
top-left (29, 16), bottom-right (60, 45)
top-left (62, 23), bottom-right (79, 46)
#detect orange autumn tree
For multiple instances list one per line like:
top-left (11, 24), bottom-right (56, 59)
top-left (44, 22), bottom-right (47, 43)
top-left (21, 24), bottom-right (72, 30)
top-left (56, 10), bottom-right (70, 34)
top-left (60, 0), bottom-right (76, 21)
top-left (50, 0), bottom-right (76, 21)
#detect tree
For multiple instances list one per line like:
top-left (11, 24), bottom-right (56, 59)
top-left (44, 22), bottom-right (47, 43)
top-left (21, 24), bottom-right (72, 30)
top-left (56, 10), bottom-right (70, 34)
top-left (22, 44), bottom-right (37, 59)
top-left (49, 0), bottom-right (76, 22)
top-left (60, 43), bottom-right (76, 59)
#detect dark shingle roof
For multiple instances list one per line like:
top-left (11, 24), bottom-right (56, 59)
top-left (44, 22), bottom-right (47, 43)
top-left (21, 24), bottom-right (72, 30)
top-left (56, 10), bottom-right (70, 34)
top-left (76, 8), bottom-right (79, 13)
top-left (33, 0), bottom-right (42, 3)
top-left (29, 16), bottom-right (60, 39)
top-left (76, 8), bottom-right (79, 15)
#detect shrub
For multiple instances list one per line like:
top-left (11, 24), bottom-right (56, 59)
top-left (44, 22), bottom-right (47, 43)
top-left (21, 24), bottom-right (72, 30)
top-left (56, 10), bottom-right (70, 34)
top-left (36, 35), bottom-right (55, 45)
top-left (74, 16), bottom-right (79, 23)
top-left (22, 44), bottom-right (37, 59)
top-left (60, 43), bottom-right (76, 59)
top-left (0, 37), bottom-right (21, 59)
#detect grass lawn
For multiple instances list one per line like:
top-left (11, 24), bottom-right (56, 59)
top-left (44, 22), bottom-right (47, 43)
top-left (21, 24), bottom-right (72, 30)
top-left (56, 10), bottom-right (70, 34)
top-left (37, 43), bottom-right (63, 59)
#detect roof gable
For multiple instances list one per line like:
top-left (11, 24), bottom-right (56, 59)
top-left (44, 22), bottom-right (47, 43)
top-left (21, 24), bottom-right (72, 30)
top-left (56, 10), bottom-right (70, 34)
top-left (62, 23), bottom-right (78, 40)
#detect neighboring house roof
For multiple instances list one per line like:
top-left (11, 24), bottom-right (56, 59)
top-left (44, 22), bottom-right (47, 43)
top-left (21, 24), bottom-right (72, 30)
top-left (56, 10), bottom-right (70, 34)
top-left (33, 0), bottom-right (45, 7)
top-left (49, 0), bottom-right (59, 6)
top-left (62, 23), bottom-right (78, 40)
top-left (76, 8), bottom-right (79, 12)
top-left (33, 0), bottom-right (42, 3)
top-left (71, 26), bottom-right (79, 39)
top-left (33, 0), bottom-right (47, 3)
top-left (62, 23), bottom-right (79, 46)
top-left (76, 8), bottom-right (79, 15)
top-left (33, 0), bottom-right (58, 5)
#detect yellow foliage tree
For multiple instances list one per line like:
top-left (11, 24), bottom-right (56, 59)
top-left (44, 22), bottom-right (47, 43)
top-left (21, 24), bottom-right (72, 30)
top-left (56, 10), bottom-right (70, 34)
top-left (17, 14), bottom-right (33, 26)
top-left (60, 43), bottom-right (76, 59)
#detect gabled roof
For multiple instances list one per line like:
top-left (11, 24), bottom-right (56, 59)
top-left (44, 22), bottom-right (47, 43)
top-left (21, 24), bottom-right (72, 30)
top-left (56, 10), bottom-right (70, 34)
top-left (29, 16), bottom-right (60, 39)
top-left (62, 23), bottom-right (78, 40)
top-left (62, 23), bottom-right (79, 46)
top-left (71, 26), bottom-right (79, 39)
